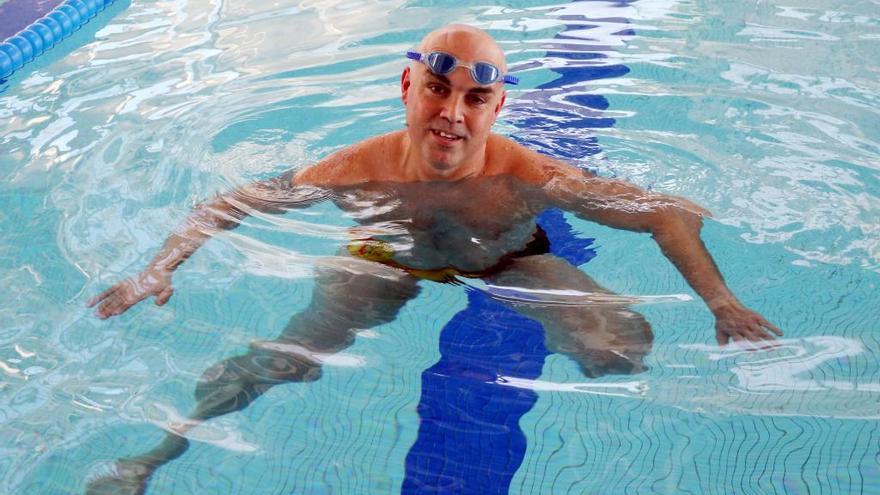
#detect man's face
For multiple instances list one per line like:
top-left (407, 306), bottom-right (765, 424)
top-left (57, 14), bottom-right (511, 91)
top-left (401, 36), bottom-right (506, 174)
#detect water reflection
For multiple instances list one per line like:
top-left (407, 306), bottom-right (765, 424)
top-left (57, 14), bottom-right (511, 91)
top-left (0, 0), bottom-right (877, 493)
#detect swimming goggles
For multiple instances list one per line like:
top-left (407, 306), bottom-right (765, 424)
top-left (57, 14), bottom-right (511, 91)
top-left (406, 50), bottom-right (519, 85)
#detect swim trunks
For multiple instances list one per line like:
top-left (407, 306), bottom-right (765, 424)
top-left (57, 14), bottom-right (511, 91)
top-left (347, 226), bottom-right (550, 283)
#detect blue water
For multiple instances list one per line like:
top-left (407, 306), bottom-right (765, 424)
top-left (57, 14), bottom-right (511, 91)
top-left (1, 1), bottom-right (879, 494)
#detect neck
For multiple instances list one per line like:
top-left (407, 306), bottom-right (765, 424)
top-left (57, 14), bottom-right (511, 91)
top-left (400, 133), bottom-right (486, 182)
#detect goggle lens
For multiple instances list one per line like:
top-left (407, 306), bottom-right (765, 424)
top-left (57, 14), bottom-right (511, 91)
top-left (472, 63), bottom-right (499, 85)
top-left (426, 52), bottom-right (456, 74)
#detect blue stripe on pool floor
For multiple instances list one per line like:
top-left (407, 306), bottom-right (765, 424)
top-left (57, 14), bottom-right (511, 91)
top-left (402, 209), bottom-right (596, 494)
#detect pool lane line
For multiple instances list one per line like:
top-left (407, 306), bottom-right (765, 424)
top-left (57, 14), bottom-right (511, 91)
top-left (0, 0), bottom-right (121, 82)
top-left (401, 10), bottom-right (633, 495)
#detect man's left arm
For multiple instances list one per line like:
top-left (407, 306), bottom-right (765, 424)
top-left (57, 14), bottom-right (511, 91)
top-left (539, 163), bottom-right (781, 344)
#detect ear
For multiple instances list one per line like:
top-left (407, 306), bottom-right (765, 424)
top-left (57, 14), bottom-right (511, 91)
top-left (493, 90), bottom-right (506, 119)
top-left (401, 67), bottom-right (412, 105)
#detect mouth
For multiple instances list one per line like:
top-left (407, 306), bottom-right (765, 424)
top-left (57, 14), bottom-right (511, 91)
top-left (430, 129), bottom-right (464, 145)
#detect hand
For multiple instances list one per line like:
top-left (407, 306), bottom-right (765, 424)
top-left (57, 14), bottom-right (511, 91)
top-left (87, 268), bottom-right (174, 319)
top-left (711, 298), bottom-right (782, 345)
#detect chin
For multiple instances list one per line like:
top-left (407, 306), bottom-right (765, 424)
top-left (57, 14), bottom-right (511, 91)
top-left (424, 151), bottom-right (458, 172)
top-left (428, 163), bottom-right (458, 176)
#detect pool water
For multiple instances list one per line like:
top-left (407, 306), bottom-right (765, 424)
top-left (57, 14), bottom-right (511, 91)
top-left (1, 0), bottom-right (879, 494)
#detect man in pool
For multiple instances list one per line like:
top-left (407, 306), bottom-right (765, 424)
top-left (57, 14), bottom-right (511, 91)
top-left (86, 24), bottom-right (780, 494)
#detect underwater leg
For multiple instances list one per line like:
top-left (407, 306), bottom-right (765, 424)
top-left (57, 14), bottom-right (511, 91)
top-left (86, 265), bottom-right (420, 494)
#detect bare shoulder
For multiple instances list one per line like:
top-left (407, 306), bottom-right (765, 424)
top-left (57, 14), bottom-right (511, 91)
top-left (485, 134), bottom-right (592, 185)
top-left (293, 131), bottom-right (404, 187)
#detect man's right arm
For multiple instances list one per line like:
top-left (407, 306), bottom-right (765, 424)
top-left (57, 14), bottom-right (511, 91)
top-left (87, 171), bottom-right (329, 319)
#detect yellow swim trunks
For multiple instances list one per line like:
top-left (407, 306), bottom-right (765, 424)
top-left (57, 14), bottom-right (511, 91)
top-left (346, 227), bottom-right (550, 283)
top-left (347, 238), bottom-right (465, 282)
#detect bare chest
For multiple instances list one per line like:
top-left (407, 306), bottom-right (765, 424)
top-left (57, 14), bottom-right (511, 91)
top-left (330, 178), bottom-right (549, 270)
top-left (334, 178), bottom-right (544, 235)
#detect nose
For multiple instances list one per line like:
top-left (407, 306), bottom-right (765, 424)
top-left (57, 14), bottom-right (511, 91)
top-left (439, 93), bottom-right (464, 124)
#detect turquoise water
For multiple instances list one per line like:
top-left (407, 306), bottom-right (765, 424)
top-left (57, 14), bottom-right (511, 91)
top-left (1, 1), bottom-right (879, 494)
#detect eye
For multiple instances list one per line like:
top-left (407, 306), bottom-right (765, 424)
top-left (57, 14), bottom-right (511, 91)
top-left (467, 94), bottom-right (487, 106)
top-left (427, 83), bottom-right (448, 96)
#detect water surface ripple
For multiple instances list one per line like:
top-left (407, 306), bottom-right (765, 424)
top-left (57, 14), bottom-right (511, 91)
top-left (1, 0), bottom-right (878, 494)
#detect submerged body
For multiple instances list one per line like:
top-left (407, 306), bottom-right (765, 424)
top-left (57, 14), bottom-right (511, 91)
top-left (85, 24), bottom-right (780, 495)
top-left (336, 180), bottom-right (542, 273)
top-left (326, 134), bottom-right (555, 274)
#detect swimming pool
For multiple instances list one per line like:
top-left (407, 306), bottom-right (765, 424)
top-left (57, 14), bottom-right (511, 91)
top-left (1, 0), bottom-right (878, 494)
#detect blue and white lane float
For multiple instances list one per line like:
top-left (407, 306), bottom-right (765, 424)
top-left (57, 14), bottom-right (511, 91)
top-left (0, 0), bottom-right (118, 81)
top-left (401, 3), bottom-right (635, 493)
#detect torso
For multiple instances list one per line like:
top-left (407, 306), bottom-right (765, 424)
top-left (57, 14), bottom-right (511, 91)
top-left (331, 176), bottom-right (547, 271)
top-left (296, 131), bottom-right (558, 272)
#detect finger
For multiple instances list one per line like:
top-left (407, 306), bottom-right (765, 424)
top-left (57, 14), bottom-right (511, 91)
top-left (94, 294), bottom-right (116, 318)
top-left (120, 288), bottom-right (154, 314)
top-left (109, 300), bottom-right (130, 318)
top-left (110, 298), bottom-right (137, 316)
top-left (98, 299), bottom-right (120, 319)
top-left (742, 322), bottom-right (762, 339)
top-left (100, 295), bottom-right (131, 319)
top-left (756, 321), bottom-right (780, 339)
top-left (716, 331), bottom-right (729, 346)
top-left (155, 287), bottom-right (174, 306)
top-left (763, 320), bottom-right (783, 336)
top-left (87, 286), bottom-right (118, 307)
top-left (747, 328), bottom-right (774, 342)
top-left (95, 302), bottom-right (113, 319)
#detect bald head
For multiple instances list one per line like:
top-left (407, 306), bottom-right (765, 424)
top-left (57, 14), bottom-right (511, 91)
top-left (417, 24), bottom-right (507, 72)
